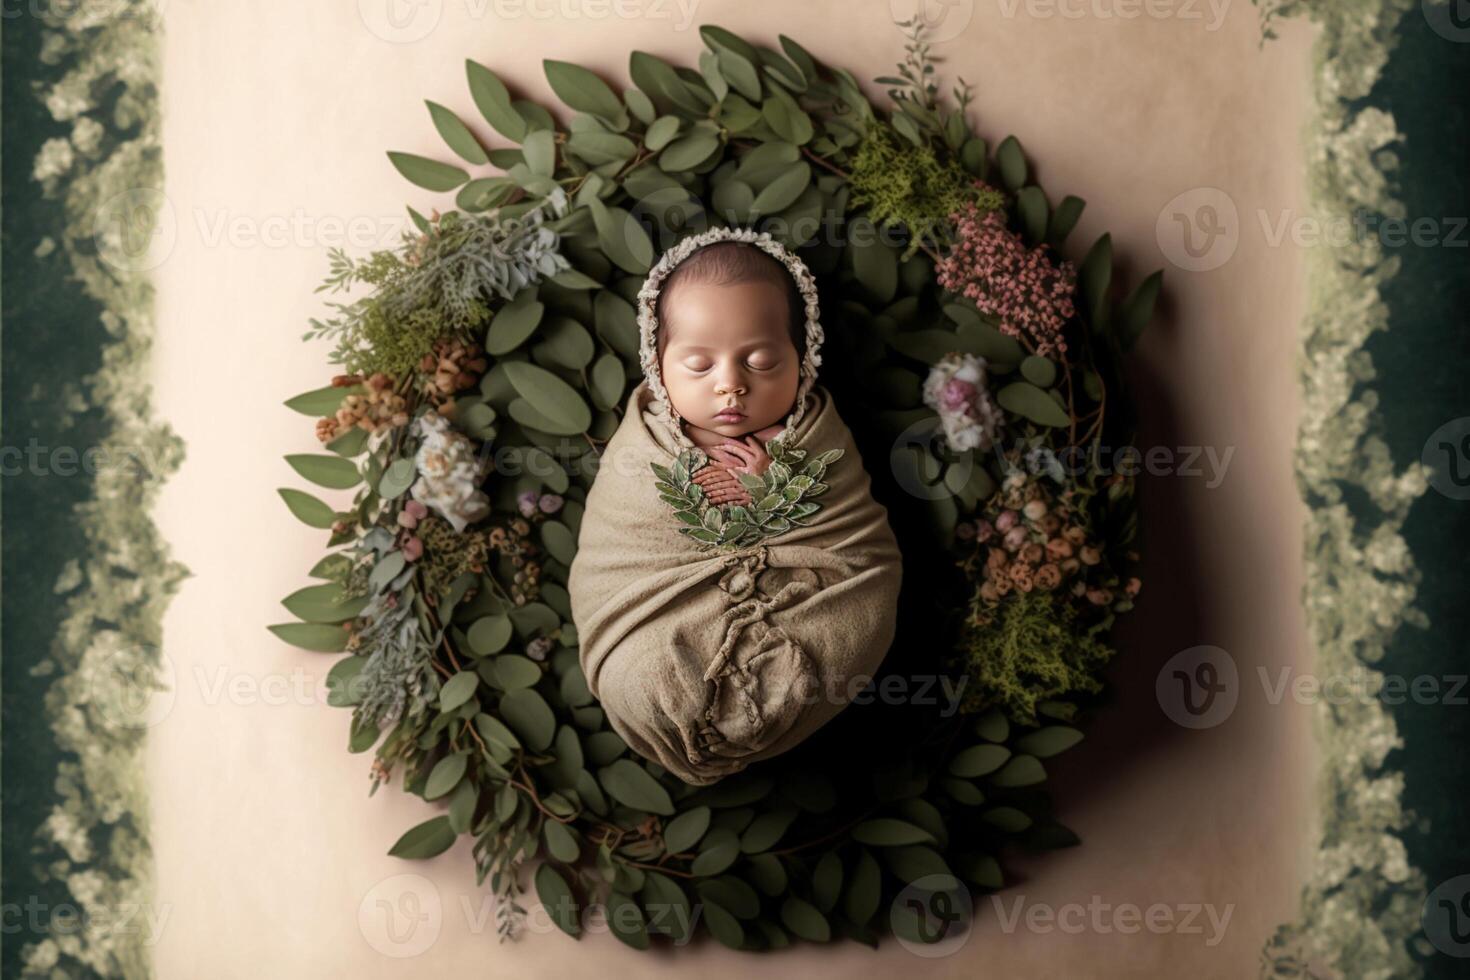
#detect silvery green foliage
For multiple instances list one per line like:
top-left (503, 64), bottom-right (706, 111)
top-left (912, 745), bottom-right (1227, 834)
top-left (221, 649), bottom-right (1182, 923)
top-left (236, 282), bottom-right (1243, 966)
top-left (383, 187), bottom-right (573, 325)
top-left (352, 590), bottom-right (437, 730)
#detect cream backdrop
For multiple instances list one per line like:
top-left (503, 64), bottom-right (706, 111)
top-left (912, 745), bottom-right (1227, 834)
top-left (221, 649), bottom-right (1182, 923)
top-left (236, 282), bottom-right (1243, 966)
top-left (150, 1), bottom-right (1319, 976)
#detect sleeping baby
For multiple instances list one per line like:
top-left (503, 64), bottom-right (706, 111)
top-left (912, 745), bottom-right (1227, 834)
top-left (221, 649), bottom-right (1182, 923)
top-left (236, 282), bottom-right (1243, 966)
top-left (567, 226), bottom-right (902, 786)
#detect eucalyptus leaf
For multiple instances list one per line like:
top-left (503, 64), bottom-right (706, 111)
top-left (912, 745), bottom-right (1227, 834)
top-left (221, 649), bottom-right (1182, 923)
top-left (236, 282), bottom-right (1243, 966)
top-left (285, 454), bottom-right (361, 490)
top-left (277, 488), bottom-right (336, 529)
top-left (997, 382), bottom-right (1072, 427)
top-left (386, 152), bottom-right (467, 192)
top-left (388, 815), bottom-right (457, 859)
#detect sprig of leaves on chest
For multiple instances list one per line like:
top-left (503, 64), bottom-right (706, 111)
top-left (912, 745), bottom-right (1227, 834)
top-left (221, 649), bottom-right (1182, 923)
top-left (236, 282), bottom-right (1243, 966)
top-left (650, 437), bottom-right (845, 551)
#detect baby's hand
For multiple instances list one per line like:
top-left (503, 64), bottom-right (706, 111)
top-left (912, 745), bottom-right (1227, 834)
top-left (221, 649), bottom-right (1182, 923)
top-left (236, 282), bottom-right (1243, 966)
top-left (707, 436), bottom-right (773, 477)
top-left (691, 466), bottom-right (751, 506)
top-left (691, 437), bottom-right (771, 508)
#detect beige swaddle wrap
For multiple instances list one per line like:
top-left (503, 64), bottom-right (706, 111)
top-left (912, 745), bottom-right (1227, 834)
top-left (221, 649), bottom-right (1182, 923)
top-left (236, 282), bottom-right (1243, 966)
top-left (568, 381), bottom-right (902, 785)
top-left (567, 227), bottom-right (902, 785)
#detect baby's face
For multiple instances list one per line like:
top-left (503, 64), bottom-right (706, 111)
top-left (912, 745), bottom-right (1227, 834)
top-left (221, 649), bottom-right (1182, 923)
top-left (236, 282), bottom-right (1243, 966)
top-left (659, 279), bottom-right (800, 439)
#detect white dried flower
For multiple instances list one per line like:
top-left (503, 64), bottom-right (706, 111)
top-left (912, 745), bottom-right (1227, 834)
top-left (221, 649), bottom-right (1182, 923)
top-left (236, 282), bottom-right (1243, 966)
top-left (922, 351), bottom-right (1004, 453)
top-left (409, 413), bottom-right (490, 532)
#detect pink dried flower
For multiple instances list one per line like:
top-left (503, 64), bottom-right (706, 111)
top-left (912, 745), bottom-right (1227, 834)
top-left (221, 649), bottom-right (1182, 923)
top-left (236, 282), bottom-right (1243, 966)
top-left (401, 536), bottom-right (424, 562)
top-left (517, 490), bottom-right (539, 518)
top-left (936, 195), bottom-right (1077, 357)
top-left (995, 509), bottom-right (1019, 532)
top-left (538, 493), bottom-right (564, 515)
top-left (939, 378), bottom-right (977, 413)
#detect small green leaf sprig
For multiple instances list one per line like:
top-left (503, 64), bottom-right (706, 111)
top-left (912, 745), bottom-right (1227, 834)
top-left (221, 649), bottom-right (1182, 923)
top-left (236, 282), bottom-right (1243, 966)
top-left (650, 438), bottom-right (844, 551)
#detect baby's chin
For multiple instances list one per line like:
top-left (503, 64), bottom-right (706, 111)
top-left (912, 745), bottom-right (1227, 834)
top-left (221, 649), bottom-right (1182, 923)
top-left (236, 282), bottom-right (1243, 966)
top-left (686, 414), bottom-right (783, 439)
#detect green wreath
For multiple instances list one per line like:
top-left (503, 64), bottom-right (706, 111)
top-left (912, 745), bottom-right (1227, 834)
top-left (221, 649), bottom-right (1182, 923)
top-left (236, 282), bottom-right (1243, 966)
top-left (272, 20), bottom-right (1158, 951)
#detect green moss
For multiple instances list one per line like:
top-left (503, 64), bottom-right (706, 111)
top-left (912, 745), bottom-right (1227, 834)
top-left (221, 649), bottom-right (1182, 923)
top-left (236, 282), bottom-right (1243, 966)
top-left (954, 588), bottom-right (1115, 723)
top-left (847, 122), bottom-right (1003, 257)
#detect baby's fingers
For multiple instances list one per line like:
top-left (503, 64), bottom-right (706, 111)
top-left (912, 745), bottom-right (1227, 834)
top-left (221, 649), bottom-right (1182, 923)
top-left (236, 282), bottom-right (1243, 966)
top-left (719, 440), bottom-right (759, 466)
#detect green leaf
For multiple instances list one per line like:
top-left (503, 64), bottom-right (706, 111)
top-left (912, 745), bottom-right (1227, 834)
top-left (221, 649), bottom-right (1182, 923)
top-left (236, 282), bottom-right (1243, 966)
top-left (285, 384), bottom-right (358, 416)
top-left (440, 671), bottom-right (479, 711)
top-left (717, 49), bottom-right (762, 102)
top-left (280, 583), bottom-right (368, 624)
top-left (991, 754), bottom-right (1047, 788)
top-left (424, 752), bottom-right (468, 800)
top-left (325, 426), bottom-right (369, 458)
top-left (995, 135), bottom-right (1027, 191)
top-left (1047, 194), bottom-right (1086, 248)
top-left (1014, 726), bottom-right (1084, 758)
top-left (948, 744), bottom-right (1011, 778)
top-left (426, 100), bottom-right (488, 165)
top-left (386, 151), bottom-right (468, 192)
top-left (1019, 355), bottom-right (1058, 388)
top-left (702, 899), bottom-right (745, 948)
top-left (467, 615), bottom-right (513, 655)
top-left (843, 849), bottom-right (882, 926)
top-left (544, 820), bottom-right (581, 862)
top-left (566, 130), bottom-right (638, 166)
top-left (535, 863), bottom-right (581, 937)
top-left (982, 807), bottom-right (1033, 834)
top-left (849, 217), bottom-right (897, 305)
top-left (502, 361), bottom-right (592, 435)
top-left (457, 175), bottom-right (518, 212)
top-left (325, 655), bottom-right (364, 707)
top-left (851, 818), bottom-right (936, 847)
top-left (691, 836), bottom-right (739, 876)
top-left (1079, 233), bottom-right (1113, 329)
top-left (659, 131), bottom-right (721, 172)
top-left (1118, 269), bottom-right (1163, 350)
top-left (277, 488), bottom-right (336, 529)
top-left (522, 128), bottom-right (555, 177)
top-left (662, 806), bottom-right (711, 854)
top-left (589, 198), bottom-right (654, 274)
top-left (492, 654), bottom-right (542, 690)
top-left (780, 895), bottom-right (830, 943)
top-left (1016, 186), bottom-right (1049, 246)
top-left (532, 316), bottom-right (594, 370)
top-left (589, 353), bottom-right (626, 411)
top-left (606, 890), bottom-right (650, 949)
top-left (540, 521), bottom-right (577, 565)
top-left (749, 162), bottom-right (811, 218)
top-left (762, 87), bottom-right (814, 144)
top-left (645, 115), bottom-right (682, 151)
top-left (285, 454), bottom-right (361, 490)
top-left (545, 59), bottom-right (624, 121)
top-left (377, 458), bottom-right (416, 499)
top-left (474, 712), bottom-right (521, 750)
top-left (388, 815), bottom-right (456, 859)
top-left (598, 758), bottom-right (675, 816)
top-left (997, 381), bottom-right (1071, 427)
top-left (267, 622), bottom-right (348, 653)
top-left (485, 287), bottom-right (544, 355)
top-left (466, 60), bottom-right (527, 142)
top-left (500, 688), bottom-right (556, 751)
